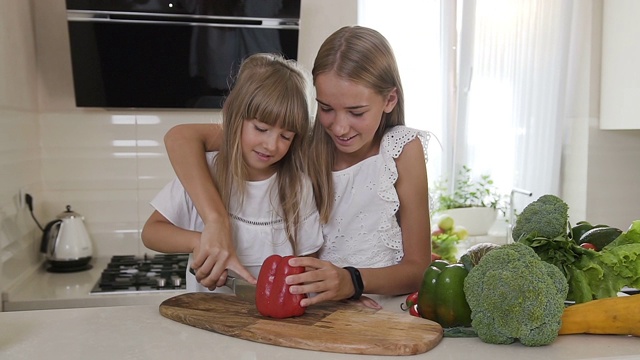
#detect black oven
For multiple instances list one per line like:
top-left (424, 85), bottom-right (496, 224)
top-left (65, 0), bottom-right (301, 109)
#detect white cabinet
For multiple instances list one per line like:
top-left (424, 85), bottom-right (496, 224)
top-left (600, 0), bottom-right (640, 129)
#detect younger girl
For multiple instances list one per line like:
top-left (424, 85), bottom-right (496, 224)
top-left (162, 26), bottom-right (432, 305)
top-left (141, 53), bottom-right (323, 292)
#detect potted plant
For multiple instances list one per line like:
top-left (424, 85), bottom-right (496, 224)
top-left (432, 165), bottom-right (507, 236)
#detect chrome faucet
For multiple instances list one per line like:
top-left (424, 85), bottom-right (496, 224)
top-left (507, 188), bottom-right (533, 243)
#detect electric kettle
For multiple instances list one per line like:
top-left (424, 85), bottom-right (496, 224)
top-left (40, 205), bottom-right (94, 272)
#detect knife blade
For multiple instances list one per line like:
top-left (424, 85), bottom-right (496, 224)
top-left (188, 268), bottom-right (256, 303)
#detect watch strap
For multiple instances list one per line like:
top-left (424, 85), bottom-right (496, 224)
top-left (343, 266), bottom-right (364, 300)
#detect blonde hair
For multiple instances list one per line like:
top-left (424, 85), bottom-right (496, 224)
top-left (308, 26), bottom-right (405, 223)
top-left (213, 53), bottom-right (311, 253)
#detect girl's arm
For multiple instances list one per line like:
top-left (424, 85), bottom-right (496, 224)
top-left (381, 137), bottom-right (432, 289)
top-left (287, 138), bottom-right (431, 306)
top-left (141, 210), bottom-right (200, 254)
top-left (163, 123), bottom-right (257, 286)
top-left (164, 123), bottom-right (225, 226)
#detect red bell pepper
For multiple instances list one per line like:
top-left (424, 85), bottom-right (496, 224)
top-left (256, 254), bottom-right (306, 319)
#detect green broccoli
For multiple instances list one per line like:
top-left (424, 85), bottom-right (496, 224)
top-left (511, 194), bottom-right (569, 241)
top-left (463, 243), bottom-right (568, 347)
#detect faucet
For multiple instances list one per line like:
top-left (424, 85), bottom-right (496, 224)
top-left (507, 188), bottom-right (533, 243)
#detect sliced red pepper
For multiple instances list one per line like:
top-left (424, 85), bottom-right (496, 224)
top-left (256, 254), bottom-right (306, 319)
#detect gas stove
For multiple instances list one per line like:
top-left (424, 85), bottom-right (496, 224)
top-left (91, 254), bottom-right (188, 295)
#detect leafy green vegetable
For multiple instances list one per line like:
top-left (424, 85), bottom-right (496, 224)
top-left (516, 194), bottom-right (640, 303)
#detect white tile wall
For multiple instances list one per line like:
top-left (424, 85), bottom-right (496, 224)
top-left (37, 111), bottom-right (218, 257)
top-left (0, 0), bottom-right (42, 292)
top-left (585, 126), bottom-right (640, 229)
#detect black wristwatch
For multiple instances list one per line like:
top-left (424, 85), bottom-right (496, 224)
top-left (343, 266), bottom-right (364, 300)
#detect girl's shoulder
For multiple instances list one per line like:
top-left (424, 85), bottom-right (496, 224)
top-left (381, 126), bottom-right (432, 161)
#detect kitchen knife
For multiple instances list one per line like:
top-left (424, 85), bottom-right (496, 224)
top-left (189, 268), bottom-right (256, 303)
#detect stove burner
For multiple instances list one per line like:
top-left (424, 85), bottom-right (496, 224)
top-left (91, 254), bottom-right (188, 294)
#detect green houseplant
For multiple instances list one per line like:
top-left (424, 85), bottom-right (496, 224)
top-left (432, 165), bottom-right (507, 236)
top-left (433, 165), bottom-right (506, 213)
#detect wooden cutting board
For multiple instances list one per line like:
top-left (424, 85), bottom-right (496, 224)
top-left (160, 292), bottom-right (443, 356)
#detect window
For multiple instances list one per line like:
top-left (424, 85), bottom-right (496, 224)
top-left (360, 0), bottom-right (584, 218)
top-left (358, 0), bottom-right (445, 188)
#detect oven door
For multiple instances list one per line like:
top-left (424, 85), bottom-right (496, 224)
top-left (66, 0), bottom-right (300, 109)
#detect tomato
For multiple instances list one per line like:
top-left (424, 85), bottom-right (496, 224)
top-left (580, 242), bottom-right (598, 250)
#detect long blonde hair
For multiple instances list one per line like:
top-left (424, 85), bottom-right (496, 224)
top-left (213, 53), bottom-right (311, 253)
top-left (308, 26), bottom-right (405, 223)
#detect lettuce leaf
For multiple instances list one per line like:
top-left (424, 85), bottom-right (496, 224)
top-left (523, 219), bottom-right (640, 303)
top-left (574, 221), bottom-right (640, 301)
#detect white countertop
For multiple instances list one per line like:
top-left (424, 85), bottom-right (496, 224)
top-left (0, 238), bottom-right (492, 312)
top-left (3, 253), bottom-right (639, 359)
top-left (1, 296), bottom-right (639, 360)
top-left (2, 257), bottom-right (186, 312)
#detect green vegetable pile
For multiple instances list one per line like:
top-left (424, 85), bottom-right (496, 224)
top-left (463, 243), bottom-right (568, 346)
top-left (513, 194), bottom-right (640, 303)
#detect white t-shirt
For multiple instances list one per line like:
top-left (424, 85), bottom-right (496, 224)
top-left (319, 126), bottom-right (431, 268)
top-left (150, 152), bottom-right (324, 292)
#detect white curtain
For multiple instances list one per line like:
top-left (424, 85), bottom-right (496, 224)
top-left (456, 0), bottom-right (587, 212)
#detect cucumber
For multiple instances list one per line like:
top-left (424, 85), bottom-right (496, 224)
top-left (570, 222), bottom-right (594, 243)
top-left (579, 227), bottom-right (623, 250)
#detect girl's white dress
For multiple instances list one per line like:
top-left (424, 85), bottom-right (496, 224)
top-left (319, 126), bottom-right (431, 268)
top-left (151, 152), bottom-right (324, 292)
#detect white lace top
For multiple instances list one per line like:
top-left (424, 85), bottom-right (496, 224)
top-left (318, 126), bottom-right (430, 268)
top-left (151, 152), bottom-right (324, 292)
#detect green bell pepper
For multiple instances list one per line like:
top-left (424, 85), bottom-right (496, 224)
top-left (417, 262), bottom-right (472, 328)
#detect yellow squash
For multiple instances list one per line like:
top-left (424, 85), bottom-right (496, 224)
top-left (559, 294), bottom-right (640, 336)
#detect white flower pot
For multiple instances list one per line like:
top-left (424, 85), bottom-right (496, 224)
top-left (441, 207), bottom-right (498, 236)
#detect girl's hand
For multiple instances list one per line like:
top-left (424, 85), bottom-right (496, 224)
top-left (191, 221), bottom-right (256, 289)
top-left (285, 257), bottom-right (357, 307)
top-left (356, 295), bottom-right (382, 310)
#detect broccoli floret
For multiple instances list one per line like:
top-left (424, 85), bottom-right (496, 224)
top-left (463, 243), bottom-right (568, 346)
top-left (511, 194), bottom-right (569, 242)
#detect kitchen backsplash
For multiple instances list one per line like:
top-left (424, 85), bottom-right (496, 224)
top-left (38, 111), bottom-right (221, 255)
top-left (1, 108), bottom-right (221, 288)
top-left (1, 109), bottom-right (222, 284)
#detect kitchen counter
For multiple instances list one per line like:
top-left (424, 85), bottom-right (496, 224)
top-left (1, 295), bottom-right (639, 360)
top-left (0, 237), bottom-right (496, 312)
top-left (1, 257), bottom-right (185, 311)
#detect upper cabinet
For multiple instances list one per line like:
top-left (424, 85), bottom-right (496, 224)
top-left (600, 0), bottom-right (640, 129)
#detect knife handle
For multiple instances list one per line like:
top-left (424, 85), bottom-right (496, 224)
top-left (188, 267), bottom-right (236, 289)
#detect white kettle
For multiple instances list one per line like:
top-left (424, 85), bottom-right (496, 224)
top-left (40, 205), bottom-right (94, 272)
